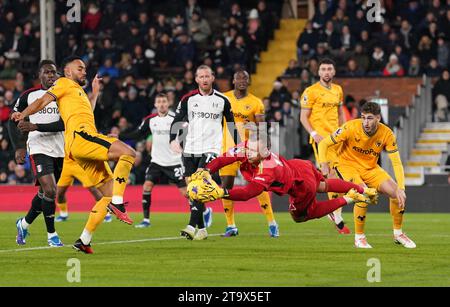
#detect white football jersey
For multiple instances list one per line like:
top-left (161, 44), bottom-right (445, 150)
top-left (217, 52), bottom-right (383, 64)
top-left (13, 86), bottom-right (65, 158)
top-left (170, 89), bottom-right (235, 155)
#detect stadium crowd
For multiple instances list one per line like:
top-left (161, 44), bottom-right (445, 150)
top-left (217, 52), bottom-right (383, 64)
top-left (0, 0), bottom-right (281, 185)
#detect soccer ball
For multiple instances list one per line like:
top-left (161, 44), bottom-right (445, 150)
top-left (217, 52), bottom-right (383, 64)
top-left (187, 180), bottom-right (202, 201)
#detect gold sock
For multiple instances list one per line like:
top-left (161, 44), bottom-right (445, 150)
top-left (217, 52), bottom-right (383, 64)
top-left (257, 191), bottom-right (275, 223)
top-left (222, 199), bottom-right (235, 226)
top-left (57, 201), bottom-right (68, 214)
top-left (353, 203), bottom-right (368, 234)
top-left (85, 197), bottom-right (112, 233)
top-left (113, 155), bottom-right (135, 200)
top-left (390, 198), bottom-right (404, 230)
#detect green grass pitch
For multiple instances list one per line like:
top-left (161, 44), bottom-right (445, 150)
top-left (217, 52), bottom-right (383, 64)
top-left (0, 212), bottom-right (449, 286)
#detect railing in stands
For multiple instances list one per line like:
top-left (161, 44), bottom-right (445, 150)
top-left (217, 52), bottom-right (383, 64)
top-left (383, 75), bottom-right (431, 184)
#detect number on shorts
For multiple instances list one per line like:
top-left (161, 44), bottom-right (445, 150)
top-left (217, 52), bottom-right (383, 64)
top-left (174, 166), bottom-right (184, 180)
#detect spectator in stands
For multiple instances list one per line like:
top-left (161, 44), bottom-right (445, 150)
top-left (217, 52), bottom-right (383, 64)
top-left (228, 35), bottom-right (248, 68)
top-left (358, 30), bottom-right (375, 54)
top-left (383, 54), bottom-right (405, 77)
top-left (297, 21), bottom-right (318, 55)
top-left (426, 58), bottom-right (443, 77)
top-left (185, 0), bottom-right (202, 21)
top-left (119, 53), bottom-right (138, 78)
top-left (349, 9), bottom-right (370, 37)
top-left (0, 97), bottom-right (10, 124)
top-left (0, 138), bottom-right (13, 171)
top-left (155, 33), bottom-right (175, 68)
top-left (3, 90), bottom-right (15, 106)
top-left (188, 10), bottom-right (211, 47)
top-left (99, 58), bottom-right (119, 79)
top-left (269, 80), bottom-right (291, 104)
top-left (283, 59), bottom-right (301, 77)
top-left (312, 0), bottom-right (331, 29)
top-left (298, 69), bottom-right (313, 94)
top-left (82, 2), bottom-right (102, 34)
top-left (8, 164), bottom-right (31, 185)
top-left (183, 70), bottom-right (196, 92)
top-left (352, 43), bottom-right (369, 73)
top-left (340, 25), bottom-right (355, 51)
top-left (0, 59), bottom-right (17, 79)
top-left (256, 0), bottom-right (275, 46)
top-left (399, 19), bottom-right (417, 51)
top-left (432, 69), bottom-right (450, 115)
top-left (369, 46), bottom-right (387, 76)
top-left (436, 35), bottom-right (449, 69)
top-left (174, 32), bottom-right (196, 67)
top-left (342, 95), bottom-right (359, 121)
top-left (209, 38), bottom-right (229, 69)
top-left (408, 55), bottom-right (423, 76)
top-left (417, 35), bottom-right (436, 66)
top-left (332, 8), bottom-right (348, 34)
top-left (343, 58), bottom-right (364, 77)
top-left (0, 170), bottom-right (7, 184)
top-left (132, 45), bottom-right (151, 78)
top-left (320, 21), bottom-right (341, 50)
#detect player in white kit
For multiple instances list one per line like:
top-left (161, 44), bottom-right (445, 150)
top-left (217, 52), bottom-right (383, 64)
top-left (118, 93), bottom-right (187, 228)
top-left (9, 60), bottom-right (65, 247)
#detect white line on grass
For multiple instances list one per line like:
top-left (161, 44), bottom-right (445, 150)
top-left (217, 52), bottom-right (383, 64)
top-left (0, 233), bottom-right (223, 254)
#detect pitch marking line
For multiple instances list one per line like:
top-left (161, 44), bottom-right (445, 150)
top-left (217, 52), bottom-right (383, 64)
top-left (0, 233), bottom-right (223, 254)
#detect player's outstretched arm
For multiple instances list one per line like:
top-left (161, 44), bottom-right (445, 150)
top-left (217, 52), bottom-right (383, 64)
top-left (224, 181), bottom-right (265, 201)
top-left (11, 93), bottom-right (55, 121)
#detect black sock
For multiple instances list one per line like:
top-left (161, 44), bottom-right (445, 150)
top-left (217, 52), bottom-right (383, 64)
top-left (25, 192), bottom-right (43, 225)
top-left (188, 200), bottom-right (204, 228)
top-left (336, 221), bottom-right (345, 230)
top-left (142, 192), bottom-right (151, 219)
top-left (197, 202), bottom-right (206, 229)
top-left (41, 195), bottom-right (56, 233)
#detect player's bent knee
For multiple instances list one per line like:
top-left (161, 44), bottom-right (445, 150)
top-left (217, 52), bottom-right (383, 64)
top-left (143, 181), bottom-right (154, 192)
top-left (43, 186), bottom-right (57, 200)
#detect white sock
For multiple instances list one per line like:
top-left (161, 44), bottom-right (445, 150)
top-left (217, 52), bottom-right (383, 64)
top-left (80, 229), bottom-right (92, 245)
top-left (355, 233), bottom-right (366, 240)
top-left (21, 218), bottom-right (30, 230)
top-left (47, 232), bottom-right (57, 239)
top-left (333, 212), bottom-right (343, 225)
top-left (269, 221), bottom-right (277, 226)
top-left (59, 211), bottom-right (68, 218)
top-left (393, 229), bottom-right (403, 236)
top-left (112, 196), bottom-right (123, 205)
top-left (143, 218), bottom-right (150, 223)
top-left (198, 228), bottom-right (206, 231)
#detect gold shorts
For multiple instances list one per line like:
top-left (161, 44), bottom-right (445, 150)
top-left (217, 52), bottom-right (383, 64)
top-left (219, 161), bottom-right (241, 177)
top-left (67, 130), bottom-right (115, 187)
top-left (57, 156), bottom-right (95, 188)
top-left (334, 164), bottom-right (392, 191)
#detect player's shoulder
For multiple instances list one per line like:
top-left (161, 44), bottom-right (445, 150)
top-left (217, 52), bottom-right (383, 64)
top-left (223, 90), bottom-right (234, 99)
top-left (143, 113), bottom-right (158, 121)
top-left (213, 90), bottom-right (231, 102)
top-left (379, 122), bottom-right (394, 135)
top-left (331, 83), bottom-right (343, 92)
top-left (246, 93), bottom-right (263, 104)
top-left (52, 77), bottom-right (71, 86)
top-left (180, 89), bottom-right (199, 102)
top-left (19, 85), bottom-right (43, 99)
top-left (167, 110), bottom-right (176, 117)
top-left (344, 118), bottom-right (361, 130)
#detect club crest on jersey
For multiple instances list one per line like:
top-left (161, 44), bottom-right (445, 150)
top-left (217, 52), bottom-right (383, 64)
top-left (376, 141), bottom-right (382, 147)
top-left (334, 128), bottom-right (343, 136)
top-left (37, 165), bottom-right (43, 173)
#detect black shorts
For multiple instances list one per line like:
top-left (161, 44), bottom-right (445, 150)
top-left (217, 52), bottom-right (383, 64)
top-left (29, 154), bottom-right (64, 186)
top-left (145, 163), bottom-right (186, 188)
top-left (182, 152), bottom-right (221, 184)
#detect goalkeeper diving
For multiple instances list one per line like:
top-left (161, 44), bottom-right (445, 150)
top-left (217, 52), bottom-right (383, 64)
top-left (188, 130), bottom-right (378, 223)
